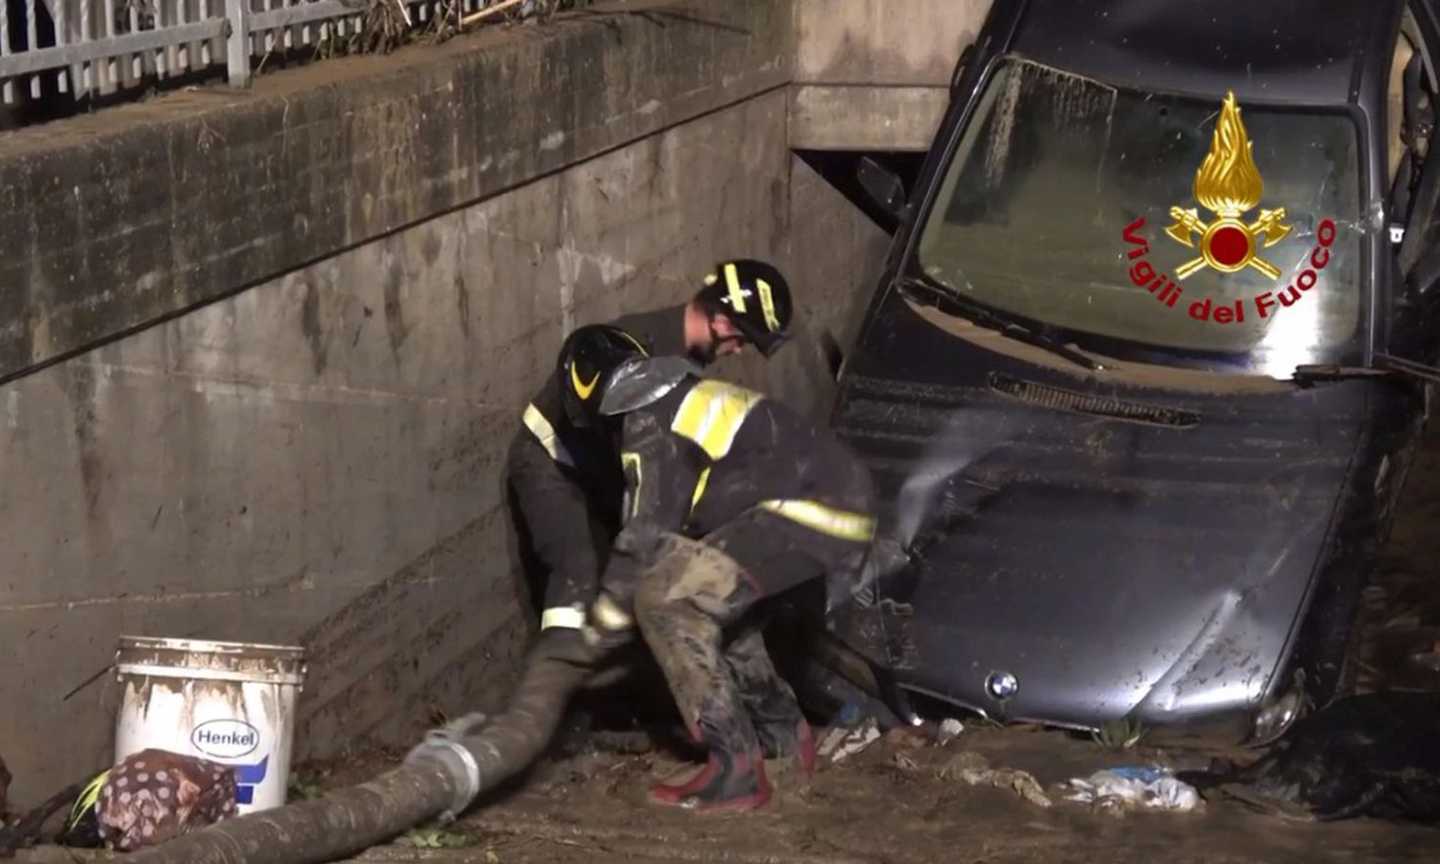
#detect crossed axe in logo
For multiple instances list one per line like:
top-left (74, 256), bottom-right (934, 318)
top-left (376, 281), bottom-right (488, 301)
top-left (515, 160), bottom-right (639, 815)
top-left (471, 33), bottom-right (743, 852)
top-left (1164, 206), bottom-right (1292, 280)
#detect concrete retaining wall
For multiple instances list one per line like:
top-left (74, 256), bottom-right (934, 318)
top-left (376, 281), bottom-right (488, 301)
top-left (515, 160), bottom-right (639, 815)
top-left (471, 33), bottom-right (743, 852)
top-left (0, 0), bottom-right (791, 385)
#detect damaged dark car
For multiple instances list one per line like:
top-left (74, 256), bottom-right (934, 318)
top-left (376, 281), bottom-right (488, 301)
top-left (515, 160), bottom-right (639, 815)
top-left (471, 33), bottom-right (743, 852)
top-left (826, 0), bottom-right (1440, 745)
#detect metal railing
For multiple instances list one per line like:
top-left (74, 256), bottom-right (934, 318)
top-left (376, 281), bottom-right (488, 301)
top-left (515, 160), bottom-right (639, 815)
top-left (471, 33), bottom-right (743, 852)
top-left (0, 0), bottom-right (536, 109)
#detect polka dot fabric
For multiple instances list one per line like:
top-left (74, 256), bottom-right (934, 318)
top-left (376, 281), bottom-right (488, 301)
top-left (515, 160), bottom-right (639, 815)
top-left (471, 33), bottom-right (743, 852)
top-left (96, 749), bottom-right (239, 851)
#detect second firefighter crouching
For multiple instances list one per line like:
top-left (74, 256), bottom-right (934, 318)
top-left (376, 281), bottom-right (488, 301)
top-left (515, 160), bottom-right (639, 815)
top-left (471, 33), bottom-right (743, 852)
top-left (508, 259), bottom-right (798, 634)
top-left (557, 323), bottom-right (877, 813)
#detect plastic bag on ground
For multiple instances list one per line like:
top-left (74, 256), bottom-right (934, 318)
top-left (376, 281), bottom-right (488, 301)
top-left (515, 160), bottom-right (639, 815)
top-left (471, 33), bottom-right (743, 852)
top-left (818, 716), bottom-right (882, 763)
top-left (936, 718), bottom-right (965, 745)
top-left (1062, 764), bottom-right (1202, 813)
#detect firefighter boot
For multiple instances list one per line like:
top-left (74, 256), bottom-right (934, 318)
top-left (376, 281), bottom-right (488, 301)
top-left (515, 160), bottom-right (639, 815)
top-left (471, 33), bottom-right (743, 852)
top-left (726, 622), bottom-right (816, 777)
top-left (634, 540), bottom-right (774, 811)
top-left (647, 740), bottom-right (773, 812)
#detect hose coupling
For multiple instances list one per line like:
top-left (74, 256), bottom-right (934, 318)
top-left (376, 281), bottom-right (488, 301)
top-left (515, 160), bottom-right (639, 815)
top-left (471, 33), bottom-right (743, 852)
top-left (403, 712), bottom-right (488, 821)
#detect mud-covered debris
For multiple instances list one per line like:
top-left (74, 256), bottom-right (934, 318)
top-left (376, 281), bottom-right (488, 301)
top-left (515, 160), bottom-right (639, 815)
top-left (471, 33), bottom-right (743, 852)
top-left (883, 725), bottom-right (932, 751)
top-left (893, 752), bottom-right (922, 773)
top-left (587, 730), bottom-right (659, 755)
top-left (399, 826), bottom-right (482, 848)
top-left (1062, 766), bottom-right (1201, 815)
top-left (936, 751), bottom-right (1053, 808)
top-left (937, 719), bottom-right (965, 746)
top-left (937, 751), bottom-right (990, 777)
top-left (1177, 691), bottom-right (1440, 823)
top-left (819, 718), bottom-right (882, 763)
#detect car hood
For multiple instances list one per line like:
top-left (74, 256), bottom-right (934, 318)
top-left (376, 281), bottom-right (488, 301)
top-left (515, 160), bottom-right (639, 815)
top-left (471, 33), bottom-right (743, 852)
top-left (832, 293), bottom-right (1370, 728)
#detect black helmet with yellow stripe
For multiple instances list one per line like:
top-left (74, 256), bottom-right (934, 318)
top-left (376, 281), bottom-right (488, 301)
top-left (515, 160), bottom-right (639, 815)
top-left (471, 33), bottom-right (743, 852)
top-left (695, 259), bottom-right (794, 356)
top-left (558, 324), bottom-right (650, 428)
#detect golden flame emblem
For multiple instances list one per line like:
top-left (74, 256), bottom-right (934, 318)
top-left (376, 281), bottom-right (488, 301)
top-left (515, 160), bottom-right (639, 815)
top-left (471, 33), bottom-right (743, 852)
top-left (1165, 91), bottom-right (1291, 280)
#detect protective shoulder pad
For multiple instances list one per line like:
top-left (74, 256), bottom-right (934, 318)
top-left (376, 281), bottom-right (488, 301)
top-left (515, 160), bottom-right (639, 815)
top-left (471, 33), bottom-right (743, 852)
top-left (599, 356), bottom-right (701, 416)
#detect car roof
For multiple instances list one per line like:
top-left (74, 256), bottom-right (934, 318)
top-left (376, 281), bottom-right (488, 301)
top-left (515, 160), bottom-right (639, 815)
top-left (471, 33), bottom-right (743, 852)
top-left (1005, 0), bottom-right (1406, 107)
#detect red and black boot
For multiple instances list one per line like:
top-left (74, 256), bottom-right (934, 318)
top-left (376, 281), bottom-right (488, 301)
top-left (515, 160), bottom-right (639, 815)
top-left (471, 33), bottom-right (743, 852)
top-left (648, 746), bottom-right (773, 812)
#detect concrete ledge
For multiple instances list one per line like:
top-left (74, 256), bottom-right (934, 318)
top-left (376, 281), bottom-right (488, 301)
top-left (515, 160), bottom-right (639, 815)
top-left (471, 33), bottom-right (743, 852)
top-left (793, 0), bottom-right (986, 86)
top-left (788, 84), bottom-right (949, 152)
top-left (0, 0), bottom-right (791, 384)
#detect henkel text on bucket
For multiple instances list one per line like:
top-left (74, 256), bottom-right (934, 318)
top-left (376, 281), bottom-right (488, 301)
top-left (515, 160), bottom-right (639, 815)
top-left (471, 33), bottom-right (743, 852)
top-left (113, 636), bottom-right (306, 814)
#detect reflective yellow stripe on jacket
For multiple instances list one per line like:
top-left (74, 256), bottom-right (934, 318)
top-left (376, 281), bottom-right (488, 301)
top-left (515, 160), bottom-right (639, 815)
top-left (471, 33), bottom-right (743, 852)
top-left (540, 605), bottom-right (585, 631)
top-left (689, 467), bottom-right (712, 513)
top-left (671, 380), bottom-right (764, 460)
top-left (758, 499), bottom-right (876, 543)
top-left (523, 403), bottom-right (574, 467)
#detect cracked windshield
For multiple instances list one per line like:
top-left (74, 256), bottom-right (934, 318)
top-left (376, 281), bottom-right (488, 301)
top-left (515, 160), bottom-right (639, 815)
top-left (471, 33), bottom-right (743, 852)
top-left (917, 56), bottom-right (1363, 377)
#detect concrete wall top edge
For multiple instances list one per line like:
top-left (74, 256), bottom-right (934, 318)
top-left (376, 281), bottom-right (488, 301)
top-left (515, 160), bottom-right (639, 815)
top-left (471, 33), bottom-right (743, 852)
top-left (793, 0), bottom-right (990, 86)
top-left (0, 0), bottom-right (771, 159)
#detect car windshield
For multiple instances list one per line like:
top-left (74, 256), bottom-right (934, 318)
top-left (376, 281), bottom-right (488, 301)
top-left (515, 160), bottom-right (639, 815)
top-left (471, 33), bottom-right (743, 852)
top-left (916, 56), bottom-right (1365, 377)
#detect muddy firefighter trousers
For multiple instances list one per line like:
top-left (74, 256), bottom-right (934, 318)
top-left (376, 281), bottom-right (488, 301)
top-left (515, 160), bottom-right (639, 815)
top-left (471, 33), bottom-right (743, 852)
top-left (630, 509), bottom-right (866, 761)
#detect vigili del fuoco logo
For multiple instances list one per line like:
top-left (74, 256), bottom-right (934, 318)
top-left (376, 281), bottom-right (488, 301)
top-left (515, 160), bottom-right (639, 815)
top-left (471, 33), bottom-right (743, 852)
top-left (1120, 91), bottom-right (1337, 325)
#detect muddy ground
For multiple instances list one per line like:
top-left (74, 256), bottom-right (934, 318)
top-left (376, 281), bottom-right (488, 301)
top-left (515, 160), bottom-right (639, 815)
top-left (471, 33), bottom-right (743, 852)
top-left (330, 723), bottom-right (1438, 864)
top-left (17, 720), bottom-right (1439, 864)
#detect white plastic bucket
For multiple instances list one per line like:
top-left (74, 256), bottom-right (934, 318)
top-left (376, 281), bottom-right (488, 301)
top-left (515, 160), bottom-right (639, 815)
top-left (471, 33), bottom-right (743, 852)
top-left (113, 636), bottom-right (306, 814)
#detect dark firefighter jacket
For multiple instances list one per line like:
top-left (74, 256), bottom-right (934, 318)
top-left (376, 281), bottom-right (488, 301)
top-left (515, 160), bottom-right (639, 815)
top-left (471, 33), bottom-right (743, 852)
top-left (600, 373), bottom-right (876, 600)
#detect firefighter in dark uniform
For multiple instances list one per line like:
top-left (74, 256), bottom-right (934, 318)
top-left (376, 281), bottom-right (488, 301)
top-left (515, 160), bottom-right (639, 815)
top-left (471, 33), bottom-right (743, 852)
top-left (508, 259), bottom-right (796, 635)
top-left (556, 324), bottom-right (877, 812)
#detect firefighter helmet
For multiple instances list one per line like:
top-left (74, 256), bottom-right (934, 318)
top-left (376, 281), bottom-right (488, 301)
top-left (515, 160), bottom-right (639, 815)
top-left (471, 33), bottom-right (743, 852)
top-left (695, 259), bottom-right (794, 356)
top-left (558, 324), bottom-right (649, 428)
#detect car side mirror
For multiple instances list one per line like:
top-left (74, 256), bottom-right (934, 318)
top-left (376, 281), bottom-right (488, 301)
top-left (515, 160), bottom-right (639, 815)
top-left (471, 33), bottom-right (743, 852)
top-left (857, 157), bottom-right (906, 219)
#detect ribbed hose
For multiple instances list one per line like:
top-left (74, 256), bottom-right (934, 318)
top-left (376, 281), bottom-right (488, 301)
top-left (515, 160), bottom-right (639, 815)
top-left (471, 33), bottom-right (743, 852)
top-left (126, 631), bottom-right (599, 864)
top-left (453, 630), bottom-right (598, 785)
top-left (120, 762), bottom-right (457, 864)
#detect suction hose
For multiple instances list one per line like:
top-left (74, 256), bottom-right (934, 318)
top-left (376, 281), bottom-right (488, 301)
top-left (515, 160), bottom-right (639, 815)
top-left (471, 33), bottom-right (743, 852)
top-left (126, 629), bottom-right (601, 864)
